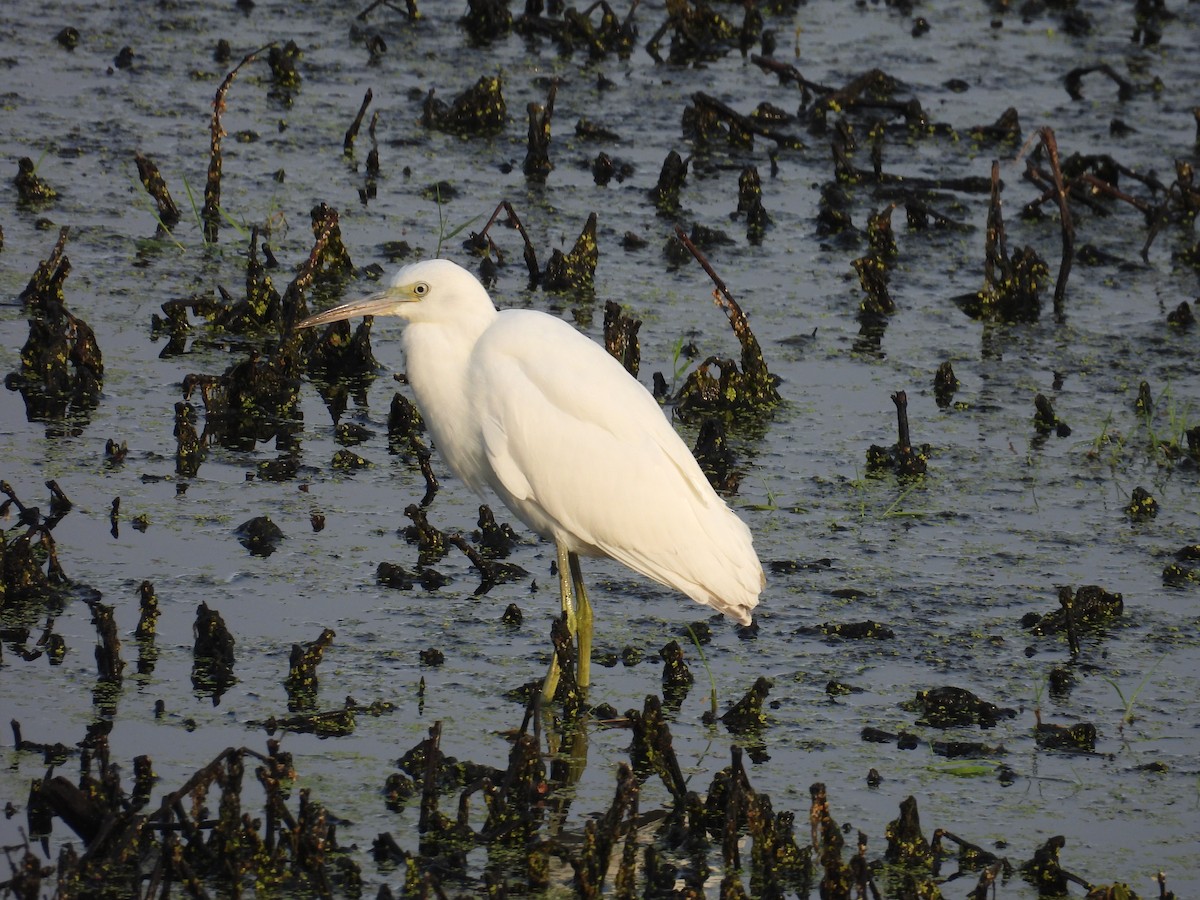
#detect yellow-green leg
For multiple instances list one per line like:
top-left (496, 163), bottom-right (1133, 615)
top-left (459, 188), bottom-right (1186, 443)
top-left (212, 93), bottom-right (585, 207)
top-left (540, 544), bottom-right (594, 705)
top-left (540, 543), bottom-right (573, 704)
top-left (568, 551), bottom-right (593, 690)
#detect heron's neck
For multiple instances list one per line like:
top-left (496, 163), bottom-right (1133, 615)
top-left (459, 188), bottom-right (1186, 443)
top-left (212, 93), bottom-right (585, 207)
top-left (400, 312), bottom-right (496, 492)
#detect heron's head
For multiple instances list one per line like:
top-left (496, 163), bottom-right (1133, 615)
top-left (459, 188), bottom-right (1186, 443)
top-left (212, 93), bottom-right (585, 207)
top-left (297, 258), bottom-right (495, 330)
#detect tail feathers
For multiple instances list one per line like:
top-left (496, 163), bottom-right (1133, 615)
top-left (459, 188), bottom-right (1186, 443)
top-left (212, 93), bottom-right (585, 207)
top-left (585, 506), bottom-right (766, 627)
top-left (688, 567), bottom-right (764, 626)
top-left (614, 541), bottom-right (764, 626)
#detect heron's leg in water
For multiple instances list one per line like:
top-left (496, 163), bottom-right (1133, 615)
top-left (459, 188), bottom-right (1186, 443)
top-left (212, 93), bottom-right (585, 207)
top-left (540, 542), bottom-right (576, 704)
top-left (541, 544), bottom-right (594, 703)
top-left (567, 551), bottom-right (593, 690)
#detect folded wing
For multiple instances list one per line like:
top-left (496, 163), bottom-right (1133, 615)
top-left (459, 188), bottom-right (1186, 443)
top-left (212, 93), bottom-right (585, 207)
top-left (470, 310), bottom-right (764, 625)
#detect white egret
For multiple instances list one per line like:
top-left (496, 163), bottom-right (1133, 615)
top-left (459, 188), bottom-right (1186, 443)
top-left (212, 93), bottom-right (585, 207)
top-left (299, 259), bottom-right (764, 701)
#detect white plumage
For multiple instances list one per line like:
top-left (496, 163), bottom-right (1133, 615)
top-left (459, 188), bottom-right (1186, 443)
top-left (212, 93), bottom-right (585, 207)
top-left (300, 258), bottom-right (765, 698)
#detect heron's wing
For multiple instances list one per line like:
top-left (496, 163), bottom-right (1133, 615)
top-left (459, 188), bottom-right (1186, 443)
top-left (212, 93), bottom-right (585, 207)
top-left (471, 310), bottom-right (763, 623)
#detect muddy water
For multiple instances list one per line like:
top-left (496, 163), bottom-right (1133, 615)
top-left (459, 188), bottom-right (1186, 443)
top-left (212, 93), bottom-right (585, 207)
top-left (2, 0), bottom-right (1198, 896)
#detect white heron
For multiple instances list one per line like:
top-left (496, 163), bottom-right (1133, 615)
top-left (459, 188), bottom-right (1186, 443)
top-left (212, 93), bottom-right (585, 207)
top-left (299, 258), bottom-right (764, 701)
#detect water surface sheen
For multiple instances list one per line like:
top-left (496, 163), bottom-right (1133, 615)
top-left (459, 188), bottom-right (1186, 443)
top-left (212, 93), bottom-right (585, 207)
top-left (1, 0), bottom-right (1198, 896)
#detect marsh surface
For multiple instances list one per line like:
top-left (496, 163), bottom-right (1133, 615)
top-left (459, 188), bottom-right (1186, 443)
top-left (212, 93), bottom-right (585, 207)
top-left (1, 0), bottom-right (1198, 896)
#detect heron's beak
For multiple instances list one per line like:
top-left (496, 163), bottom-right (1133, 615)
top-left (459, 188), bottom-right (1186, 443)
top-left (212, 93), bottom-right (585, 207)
top-left (297, 287), bottom-right (411, 329)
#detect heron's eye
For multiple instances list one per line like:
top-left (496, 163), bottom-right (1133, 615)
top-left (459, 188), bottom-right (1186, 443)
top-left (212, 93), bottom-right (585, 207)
top-left (413, 282), bottom-right (430, 297)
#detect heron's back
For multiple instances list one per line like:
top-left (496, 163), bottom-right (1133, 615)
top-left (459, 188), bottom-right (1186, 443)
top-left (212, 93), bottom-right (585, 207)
top-left (468, 309), bottom-right (765, 625)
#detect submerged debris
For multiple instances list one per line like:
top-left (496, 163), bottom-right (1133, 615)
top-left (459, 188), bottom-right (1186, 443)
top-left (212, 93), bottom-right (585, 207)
top-left (305, 311), bottom-right (380, 380)
top-left (475, 504), bottom-right (518, 558)
top-left (1126, 486), bottom-right (1158, 521)
top-left (192, 601), bottom-right (236, 699)
top-left (158, 228), bottom-right (285, 335)
top-left (16, 736), bottom-right (369, 896)
top-left (541, 212), bottom-right (598, 292)
top-left (736, 164), bottom-right (771, 242)
top-left (402, 503), bottom-right (449, 564)
top-left (1167, 299), bottom-right (1195, 328)
top-left (954, 161), bottom-right (1050, 322)
top-left (649, 149), bottom-right (689, 213)
top-left (671, 226), bottom-right (781, 421)
top-left (343, 87), bottom-right (373, 156)
top-left (717, 675), bottom-right (772, 734)
top-left (54, 26), bottom-right (80, 49)
top-left (809, 781), bottom-right (861, 899)
top-left (684, 92), bottom-right (806, 150)
top-left (175, 207), bottom-right (350, 458)
top-left (447, 534), bottom-right (529, 595)
top-left (853, 205), bottom-right (899, 333)
top-left (422, 74), bottom-right (507, 136)
top-left (1022, 585), bottom-right (1124, 651)
top-left (202, 45), bottom-right (272, 243)
top-left (87, 597), bottom-right (125, 686)
top-left (14, 157), bottom-right (57, 205)
top-left (933, 361), bottom-right (960, 408)
top-left (307, 202), bottom-right (355, 282)
top-left (234, 515), bottom-right (285, 557)
top-left (184, 350), bottom-right (302, 448)
top-left (645, 0), bottom-right (753, 64)
top-left (1034, 710), bottom-right (1098, 753)
top-left (853, 248), bottom-right (894, 322)
top-left (133, 151), bottom-right (180, 228)
top-left (909, 686), bottom-right (1018, 729)
top-left (659, 639), bottom-right (694, 707)
top-left (267, 39), bottom-right (303, 92)
top-left (603, 299), bottom-right (641, 377)
top-left (809, 620), bottom-right (895, 640)
top-left (1033, 392), bottom-right (1071, 437)
top-left (1163, 545), bottom-right (1200, 586)
top-left (463, 199), bottom-right (538, 280)
top-left (285, 627), bottom-right (336, 709)
top-left (516, 2), bottom-right (637, 58)
top-left (260, 698), bottom-right (391, 738)
top-left (173, 401), bottom-right (202, 477)
top-left (6, 227), bottom-right (104, 423)
top-left (460, 0), bottom-right (511, 43)
top-left (885, 795), bottom-right (932, 866)
top-left (628, 694), bottom-right (688, 801)
top-left (592, 149), bottom-right (632, 186)
top-left (135, 582), bottom-right (160, 676)
top-left (267, 706), bottom-right (355, 738)
top-left (388, 392), bottom-right (439, 506)
top-left (522, 81), bottom-right (556, 182)
top-left (13, 682), bottom-right (1166, 898)
top-left (376, 561), bottom-right (448, 591)
top-left (866, 391), bottom-right (929, 477)
top-left (1021, 835), bottom-right (1089, 895)
top-left (135, 580), bottom-right (159, 640)
top-left (692, 417), bottom-right (741, 494)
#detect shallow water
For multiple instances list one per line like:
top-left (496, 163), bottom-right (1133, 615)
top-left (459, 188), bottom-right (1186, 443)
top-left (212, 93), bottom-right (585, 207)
top-left (2, 0), bottom-right (1199, 896)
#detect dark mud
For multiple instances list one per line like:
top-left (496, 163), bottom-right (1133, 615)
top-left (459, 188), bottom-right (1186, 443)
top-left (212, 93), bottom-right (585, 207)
top-left (2, 0), bottom-right (1199, 897)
